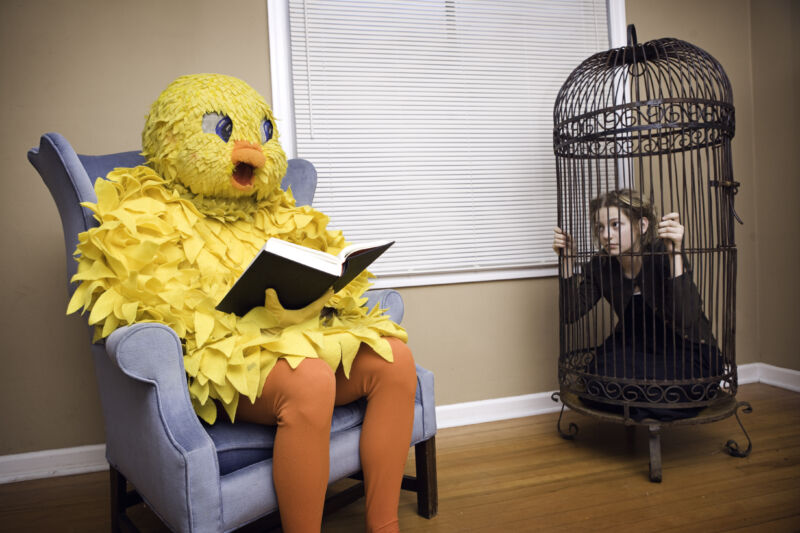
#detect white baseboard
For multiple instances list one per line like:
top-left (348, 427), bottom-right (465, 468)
top-left (2, 363), bottom-right (799, 484)
top-left (0, 444), bottom-right (107, 484)
top-left (436, 390), bottom-right (562, 429)
top-left (737, 362), bottom-right (760, 385)
top-left (751, 363), bottom-right (800, 392)
top-left (434, 362), bottom-right (800, 429)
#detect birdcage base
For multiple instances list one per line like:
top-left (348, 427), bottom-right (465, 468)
top-left (551, 391), bottom-right (752, 482)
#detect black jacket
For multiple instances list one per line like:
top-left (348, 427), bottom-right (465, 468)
top-left (559, 242), bottom-right (715, 346)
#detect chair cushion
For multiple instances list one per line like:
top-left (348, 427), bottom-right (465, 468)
top-left (206, 400), bottom-right (366, 476)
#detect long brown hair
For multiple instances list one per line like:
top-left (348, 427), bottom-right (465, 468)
top-left (589, 189), bottom-right (658, 249)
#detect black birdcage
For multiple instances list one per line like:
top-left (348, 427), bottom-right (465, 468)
top-left (551, 25), bottom-right (751, 481)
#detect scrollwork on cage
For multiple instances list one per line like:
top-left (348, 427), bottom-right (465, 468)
top-left (554, 101), bottom-right (734, 158)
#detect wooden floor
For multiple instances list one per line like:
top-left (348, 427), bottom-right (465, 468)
top-left (2, 383), bottom-right (799, 532)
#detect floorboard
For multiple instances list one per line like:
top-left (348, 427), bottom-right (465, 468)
top-left (1, 383), bottom-right (798, 532)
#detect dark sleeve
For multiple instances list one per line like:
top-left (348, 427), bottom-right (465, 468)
top-left (662, 257), bottom-right (714, 341)
top-left (559, 258), bottom-right (603, 324)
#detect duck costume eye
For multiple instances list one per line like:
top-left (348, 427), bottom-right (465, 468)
top-left (202, 112), bottom-right (233, 142)
top-left (260, 118), bottom-right (274, 144)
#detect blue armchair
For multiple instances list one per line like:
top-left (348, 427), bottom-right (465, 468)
top-left (29, 132), bottom-right (438, 532)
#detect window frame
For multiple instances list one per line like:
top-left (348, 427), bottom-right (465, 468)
top-left (267, 0), bottom-right (627, 289)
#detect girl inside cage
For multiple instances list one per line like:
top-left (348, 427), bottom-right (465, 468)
top-left (552, 189), bottom-right (722, 420)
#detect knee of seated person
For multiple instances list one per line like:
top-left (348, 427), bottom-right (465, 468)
top-left (384, 339), bottom-right (417, 395)
top-left (279, 358), bottom-right (336, 426)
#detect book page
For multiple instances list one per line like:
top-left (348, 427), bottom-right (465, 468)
top-left (338, 239), bottom-right (395, 260)
top-left (265, 239), bottom-right (341, 275)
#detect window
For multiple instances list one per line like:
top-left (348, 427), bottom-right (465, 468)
top-left (269, 0), bottom-right (625, 288)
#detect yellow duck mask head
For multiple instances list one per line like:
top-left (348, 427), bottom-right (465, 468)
top-left (142, 74), bottom-right (287, 202)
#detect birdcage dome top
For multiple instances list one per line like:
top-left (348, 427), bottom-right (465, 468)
top-left (553, 25), bottom-right (734, 158)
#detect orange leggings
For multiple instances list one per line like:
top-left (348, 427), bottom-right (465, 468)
top-left (236, 338), bottom-right (417, 533)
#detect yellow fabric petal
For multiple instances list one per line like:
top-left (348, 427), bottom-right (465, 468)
top-left (199, 349), bottom-right (228, 385)
top-left (194, 310), bottom-right (215, 348)
top-left (243, 351), bottom-right (261, 401)
top-left (226, 364), bottom-right (249, 395)
top-left (94, 178), bottom-right (120, 211)
top-left (282, 355), bottom-right (307, 369)
top-left (221, 393), bottom-right (239, 423)
top-left (124, 196), bottom-right (166, 214)
top-left (192, 397), bottom-right (216, 424)
top-left (71, 260), bottom-right (115, 282)
top-left (257, 356), bottom-right (278, 399)
top-left (210, 336), bottom-right (236, 358)
top-left (189, 378), bottom-right (210, 405)
top-left (67, 283), bottom-right (90, 314)
top-left (215, 379), bottom-right (236, 404)
top-left (369, 336), bottom-right (394, 362)
top-left (88, 288), bottom-right (120, 325)
top-left (339, 334), bottom-right (362, 361)
top-left (267, 329), bottom-right (319, 358)
top-left (126, 241), bottom-right (160, 267)
top-left (120, 302), bottom-right (138, 324)
top-left (113, 209), bottom-right (140, 234)
top-left (184, 350), bottom-right (202, 376)
top-left (293, 213), bottom-right (313, 228)
top-left (183, 235), bottom-right (204, 264)
top-left (101, 313), bottom-right (120, 339)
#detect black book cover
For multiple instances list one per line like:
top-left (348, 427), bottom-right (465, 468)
top-left (216, 240), bottom-right (393, 315)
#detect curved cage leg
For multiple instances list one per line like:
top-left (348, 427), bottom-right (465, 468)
top-left (724, 401), bottom-right (753, 458)
top-left (648, 424), bottom-right (663, 483)
top-left (552, 392), bottom-right (579, 440)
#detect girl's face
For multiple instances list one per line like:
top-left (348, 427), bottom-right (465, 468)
top-left (595, 206), bottom-right (645, 255)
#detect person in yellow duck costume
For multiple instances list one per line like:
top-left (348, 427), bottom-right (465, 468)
top-left (68, 73), bottom-right (416, 533)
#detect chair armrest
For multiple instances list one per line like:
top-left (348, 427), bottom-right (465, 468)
top-left (102, 323), bottom-right (222, 532)
top-left (414, 364), bottom-right (437, 442)
top-left (106, 322), bottom-right (183, 379)
top-left (104, 322), bottom-right (214, 455)
top-left (364, 288), bottom-right (404, 324)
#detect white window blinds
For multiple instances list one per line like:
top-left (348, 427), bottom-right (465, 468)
top-left (272, 0), bottom-right (616, 287)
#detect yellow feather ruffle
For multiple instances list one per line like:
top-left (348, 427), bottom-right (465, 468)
top-left (68, 166), bottom-right (407, 424)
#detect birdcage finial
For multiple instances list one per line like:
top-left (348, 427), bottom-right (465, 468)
top-left (626, 24), bottom-right (638, 48)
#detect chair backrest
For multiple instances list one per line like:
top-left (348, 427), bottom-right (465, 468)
top-left (28, 132), bottom-right (317, 295)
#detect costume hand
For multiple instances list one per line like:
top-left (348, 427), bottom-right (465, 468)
top-left (263, 287), bottom-right (334, 328)
top-left (658, 212), bottom-right (684, 253)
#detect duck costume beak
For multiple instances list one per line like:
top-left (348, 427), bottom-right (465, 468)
top-left (231, 140), bottom-right (266, 191)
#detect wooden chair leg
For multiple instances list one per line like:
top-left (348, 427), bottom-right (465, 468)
top-left (413, 437), bottom-right (438, 518)
top-left (109, 466), bottom-right (140, 533)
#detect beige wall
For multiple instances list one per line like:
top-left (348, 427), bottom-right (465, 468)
top-left (749, 0), bottom-right (800, 370)
top-left (0, 0), bottom-right (795, 456)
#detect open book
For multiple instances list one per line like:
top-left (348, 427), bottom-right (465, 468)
top-left (216, 238), bottom-right (394, 315)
